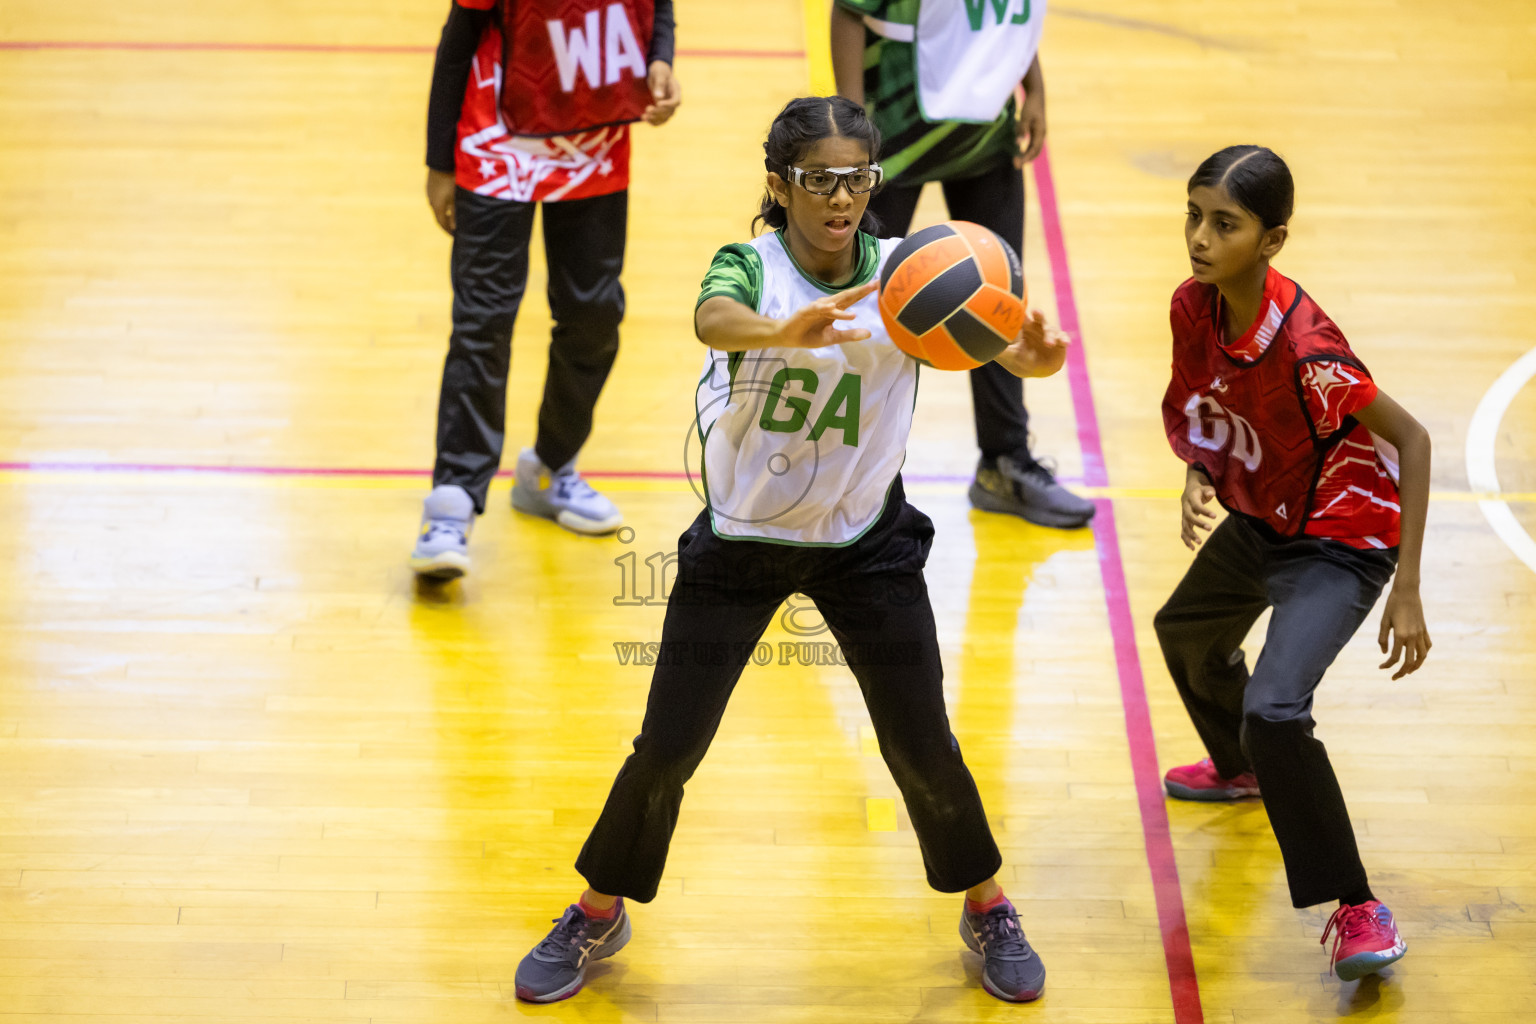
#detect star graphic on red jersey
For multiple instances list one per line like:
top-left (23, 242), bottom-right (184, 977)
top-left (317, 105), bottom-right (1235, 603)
top-left (1304, 361), bottom-right (1362, 431)
top-left (478, 159), bottom-right (499, 180)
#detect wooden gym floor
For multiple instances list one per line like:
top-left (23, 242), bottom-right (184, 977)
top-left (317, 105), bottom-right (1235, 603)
top-left (1, 1), bottom-right (1534, 1021)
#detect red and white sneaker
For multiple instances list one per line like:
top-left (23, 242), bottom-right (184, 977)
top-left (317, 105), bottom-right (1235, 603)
top-left (1323, 901), bottom-right (1407, 981)
top-left (1163, 758), bottom-right (1260, 801)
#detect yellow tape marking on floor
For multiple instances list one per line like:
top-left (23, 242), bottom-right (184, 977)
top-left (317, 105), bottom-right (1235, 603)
top-left (866, 797), bottom-right (897, 832)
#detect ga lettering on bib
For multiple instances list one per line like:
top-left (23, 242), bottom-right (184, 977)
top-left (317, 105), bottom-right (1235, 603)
top-left (694, 233), bottom-right (917, 546)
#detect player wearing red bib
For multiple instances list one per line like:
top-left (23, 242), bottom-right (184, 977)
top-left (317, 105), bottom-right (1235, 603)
top-left (1154, 146), bottom-right (1432, 981)
top-left (409, 1), bottom-right (681, 579)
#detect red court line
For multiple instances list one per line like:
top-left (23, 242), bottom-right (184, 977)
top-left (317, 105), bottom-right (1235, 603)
top-left (0, 461), bottom-right (1004, 487)
top-left (1035, 146), bottom-right (1205, 1024)
top-left (0, 461), bottom-right (675, 480)
top-left (0, 40), bottom-right (804, 59)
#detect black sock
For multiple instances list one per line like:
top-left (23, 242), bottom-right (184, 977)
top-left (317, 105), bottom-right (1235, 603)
top-left (1340, 885), bottom-right (1376, 907)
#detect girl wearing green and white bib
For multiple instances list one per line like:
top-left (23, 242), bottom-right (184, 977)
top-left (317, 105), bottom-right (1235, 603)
top-left (831, 0), bottom-right (1098, 532)
top-left (515, 97), bottom-right (1065, 1007)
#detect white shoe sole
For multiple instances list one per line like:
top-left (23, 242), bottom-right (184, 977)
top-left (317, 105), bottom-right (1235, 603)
top-left (555, 509), bottom-right (623, 535)
top-left (409, 550), bottom-right (469, 580)
top-left (1164, 779), bottom-right (1261, 801)
top-left (511, 487), bottom-right (622, 535)
top-left (1335, 938), bottom-right (1406, 981)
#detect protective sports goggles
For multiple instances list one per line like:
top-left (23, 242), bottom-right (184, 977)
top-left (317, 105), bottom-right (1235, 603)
top-left (786, 164), bottom-right (884, 196)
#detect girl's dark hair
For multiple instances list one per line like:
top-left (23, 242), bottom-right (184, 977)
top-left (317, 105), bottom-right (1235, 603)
top-left (753, 96), bottom-right (883, 236)
top-left (1187, 146), bottom-right (1294, 229)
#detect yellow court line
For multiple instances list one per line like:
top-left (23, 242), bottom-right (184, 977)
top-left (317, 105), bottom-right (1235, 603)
top-left (803, 0), bottom-right (836, 95)
top-left (865, 797), bottom-right (897, 832)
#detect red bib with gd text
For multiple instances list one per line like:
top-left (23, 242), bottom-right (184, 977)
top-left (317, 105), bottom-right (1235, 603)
top-left (1162, 276), bottom-right (1376, 540)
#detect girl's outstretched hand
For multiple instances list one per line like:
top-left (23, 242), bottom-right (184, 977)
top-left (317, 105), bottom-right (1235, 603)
top-left (995, 309), bottom-right (1068, 378)
top-left (1180, 466), bottom-right (1217, 550)
top-left (1378, 585), bottom-right (1431, 680)
top-left (774, 281), bottom-right (878, 348)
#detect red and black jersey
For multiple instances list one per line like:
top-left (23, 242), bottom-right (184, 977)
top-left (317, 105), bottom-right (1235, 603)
top-left (1163, 267), bottom-right (1402, 550)
top-left (452, 18), bottom-right (632, 202)
top-left (428, 0), bottom-right (673, 202)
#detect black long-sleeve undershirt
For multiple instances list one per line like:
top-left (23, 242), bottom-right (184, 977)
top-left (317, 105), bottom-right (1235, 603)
top-left (651, 1), bottom-right (677, 66)
top-left (426, 0), bottom-right (677, 172)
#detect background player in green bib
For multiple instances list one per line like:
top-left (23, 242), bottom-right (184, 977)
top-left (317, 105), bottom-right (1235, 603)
top-left (513, 97), bottom-right (1066, 1006)
top-left (831, 0), bottom-right (1095, 530)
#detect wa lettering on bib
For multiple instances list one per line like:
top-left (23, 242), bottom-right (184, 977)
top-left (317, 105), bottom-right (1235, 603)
top-left (695, 233), bottom-right (916, 546)
top-left (501, 0), bottom-right (654, 136)
top-left (545, 4), bottom-right (648, 93)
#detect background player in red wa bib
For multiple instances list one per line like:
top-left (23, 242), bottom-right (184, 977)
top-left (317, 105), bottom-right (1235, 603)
top-left (830, 0), bottom-right (1096, 530)
top-left (409, 0), bottom-right (681, 579)
top-left (1155, 146), bottom-right (1432, 981)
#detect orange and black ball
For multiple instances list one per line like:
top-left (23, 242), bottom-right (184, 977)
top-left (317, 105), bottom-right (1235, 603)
top-left (878, 221), bottom-right (1026, 370)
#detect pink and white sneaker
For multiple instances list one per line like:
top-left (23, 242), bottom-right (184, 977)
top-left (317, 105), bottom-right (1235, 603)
top-left (1163, 758), bottom-right (1261, 801)
top-left (1322, 901), bottom-right (1407, 980)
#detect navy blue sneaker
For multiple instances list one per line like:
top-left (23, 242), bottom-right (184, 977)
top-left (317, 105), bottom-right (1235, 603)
top-left (514, 901), bottom-right (630, 1003)
top-left (961, 899), bottom-right (1046, 1002)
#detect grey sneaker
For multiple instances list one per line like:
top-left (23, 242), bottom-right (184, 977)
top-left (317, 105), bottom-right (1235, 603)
top-left (969, 454), bottom-right (1095, 529)
top-left (408, 484), bottom-right (474, 579)
top-left (514, 901), bottom-right (630, 1003)
top-left (511, 448), bottom-right (622, 535)
top-left (961, 899), bottom-right (1046, 1003)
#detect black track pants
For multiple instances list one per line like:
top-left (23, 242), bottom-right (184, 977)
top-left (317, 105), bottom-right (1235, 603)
top-left (576, 483), bottom-right (1004, 902)
top-left (431, 188), bottom-right (627, 512)
top-left (1153, 515), bottom-right (1397, 907)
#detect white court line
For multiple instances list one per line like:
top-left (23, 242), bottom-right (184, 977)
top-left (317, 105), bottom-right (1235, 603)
top-left (1466, 344), bottom-right (1536, 576)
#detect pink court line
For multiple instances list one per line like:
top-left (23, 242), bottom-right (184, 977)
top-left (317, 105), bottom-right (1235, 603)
top-left (0, 461), bottom-right (678, 480)
top-left (0, 461), bottom-right (1004, 487)
top-left (1035, 146), bottom-right (1205, 1024)
top-left (0, 40), bottom-right (805, 59)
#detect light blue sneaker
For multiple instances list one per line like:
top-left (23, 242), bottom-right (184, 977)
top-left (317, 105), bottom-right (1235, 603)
top-left (408, 484), bottom-right (473, 579)
top-left (961, 898), bottom-right (1046, 1002)
top-left (511, 448), bottom-right (622, 535)
top-left (514, 901), bottom-right (630, 1003)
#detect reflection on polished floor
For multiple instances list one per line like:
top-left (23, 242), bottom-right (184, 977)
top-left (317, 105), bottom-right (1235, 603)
top-left (1, 1), bottom-right (1534, 1021)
